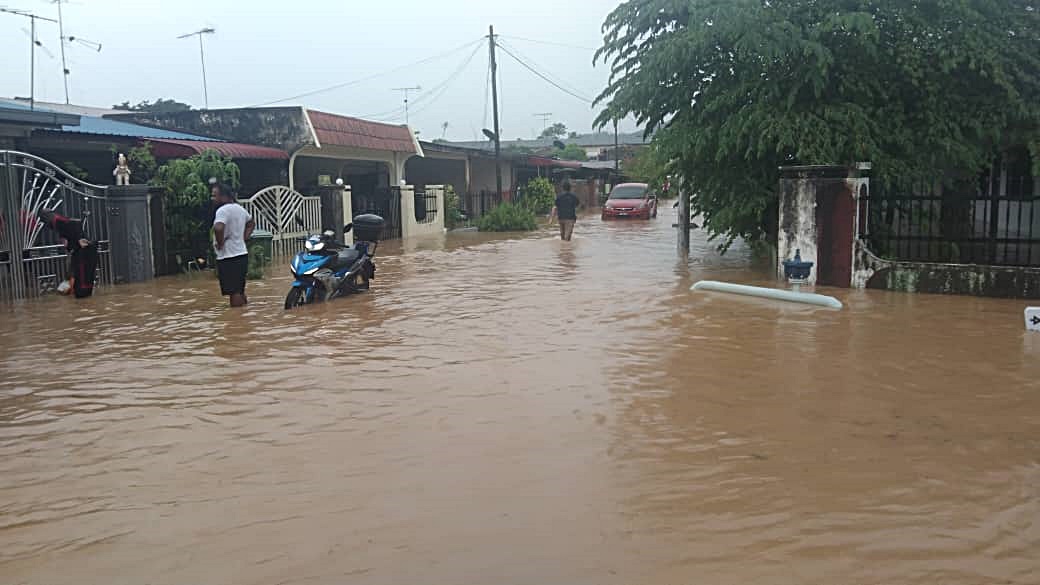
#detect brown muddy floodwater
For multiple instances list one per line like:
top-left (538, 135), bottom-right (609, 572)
top-left (1, 211), bottom-right (1039, 585)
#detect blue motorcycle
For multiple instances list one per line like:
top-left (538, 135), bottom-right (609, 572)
top-left (284, 213), bottom-right (384, 309)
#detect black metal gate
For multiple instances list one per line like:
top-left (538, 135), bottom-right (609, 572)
top-left (352, 187), bottom-right (402, 240)
top-left (866, 175), bottom-right (1039, 266)
top-left (0, 151), bottom-right (112, 301)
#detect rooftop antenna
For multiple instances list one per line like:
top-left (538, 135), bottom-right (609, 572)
top-left (392, 85), bottom-right (421, 126)
top-left (1, 7), bottom-right (58, 110)
top-left (534, 112), bottom-right (552, 136)
top-left (177, 27), bottom-right (215, 109)
top-left (52, 0), bottom-right (100, 104)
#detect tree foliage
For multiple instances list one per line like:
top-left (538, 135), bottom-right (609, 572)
top-left (113, 98), bottom-right (193, 113)
top-left (153, 150), bottom-right (240, 257)
top-left (522, 177), bottom-right (557, 214)
top-left (539, 122), bottom-right (569, 139)
top-left (595, 0), bottom-right (1040, 248)
top-left (554, 143), bottom-right (588, 161)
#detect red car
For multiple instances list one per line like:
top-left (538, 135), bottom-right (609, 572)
top-left (602, 183), bottom-right (658, 220)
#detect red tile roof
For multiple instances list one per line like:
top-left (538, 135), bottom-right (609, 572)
top-left (148, 139), bottom-right (288, 160)
top-left (305, 109), bottom-right (418, 153)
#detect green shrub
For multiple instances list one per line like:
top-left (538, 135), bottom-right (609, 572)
top-left (153, 149), bottom-right (240, 259)
top-left (477, 202), bottom-right (538, 232)
top-left (246, 244), bottom-right (267, 280)
top-left (444, 185), bottom-right (466, 229)
top-left (521, 177), bottom-right (556, 215)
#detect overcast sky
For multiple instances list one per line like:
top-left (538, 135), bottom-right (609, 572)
top-left (0, 0), bottom-right (632, 140)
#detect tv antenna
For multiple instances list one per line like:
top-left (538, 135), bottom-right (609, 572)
top-left (51, 0), bottom-right (101, 104)
top-left (534, 112), bottom-right (553, 134)
top-left (177, 27), bottom-right (216, 109)
top-left (1, 7), bottom-right (58, 110)
top-left (392, 85), bottom-right (421, 126)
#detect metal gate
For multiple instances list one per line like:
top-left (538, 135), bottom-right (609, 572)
top-left (352, 187), bottom-right (402, 240)
top-left (0, 151), bottom-right (111, 301)
top-left (238, 185), bottom-right (322, 258)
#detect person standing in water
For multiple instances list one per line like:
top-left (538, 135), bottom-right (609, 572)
top-left (550, 180), bottom-right (580, 241)
top-left (211, 183), bottom-right (254, 307)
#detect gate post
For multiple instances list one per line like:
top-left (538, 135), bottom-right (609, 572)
top-left (778, 165), bottom-right (864, 287)
top-left (1, 152), bottom-right (28, 300)
top-left (106, 184), bottom-right (155, 284)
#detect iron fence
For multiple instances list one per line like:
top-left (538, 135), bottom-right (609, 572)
top-left (464, 190), bottom-right (502, 219)
top-left (866, 175), bottom-right (1040, 266)
top-left (353, 188), bottom-right (402, 240)
top-left (414, 189), bottom-right (439, 224)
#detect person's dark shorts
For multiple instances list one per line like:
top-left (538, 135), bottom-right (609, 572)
top-left (217, 254), bottom-right (248, 295)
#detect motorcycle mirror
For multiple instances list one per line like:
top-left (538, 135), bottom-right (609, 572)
top-left (344, 223), bottom-right (353, 233)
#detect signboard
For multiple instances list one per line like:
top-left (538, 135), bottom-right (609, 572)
top-left (1026, 307), bottom-right (1040, 332)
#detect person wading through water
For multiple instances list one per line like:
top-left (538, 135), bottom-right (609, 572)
top-left (550, 180), bottom-right (580, 241)
top-left (211, 182), bottom-right (254, 307)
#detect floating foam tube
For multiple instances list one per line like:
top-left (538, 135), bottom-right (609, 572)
top-left (691, 280), bottom-right (843, 309)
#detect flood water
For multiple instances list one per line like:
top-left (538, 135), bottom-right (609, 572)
top-left (2, 210), bottom-right (1039, 585)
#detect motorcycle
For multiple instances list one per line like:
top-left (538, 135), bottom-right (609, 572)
top-left (284, 213), bottom-right (385, 309)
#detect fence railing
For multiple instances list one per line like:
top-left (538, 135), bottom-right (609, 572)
top-left (464, 190), bottom-right (502, 218)
top-left (414, 189), bottom-right (439, 224)
top-left (353, 188), bottom-right (402, 240)
top-left (866, 176), bottom-right (1040, 267)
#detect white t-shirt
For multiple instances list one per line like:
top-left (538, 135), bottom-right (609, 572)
top-left (213, 203), bottom-right (252, 260)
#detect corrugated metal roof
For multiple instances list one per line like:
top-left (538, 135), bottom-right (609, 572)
top-left (148, 139), bottom-right (288, 160)
top-left (0, 97), bottom-right (118, 117)
top-left (306, 109), bottom-right (418, 154)
top-left (64, 116), bottom-right (217, 140)
top-left (1, 97), bottom-right (217, 140)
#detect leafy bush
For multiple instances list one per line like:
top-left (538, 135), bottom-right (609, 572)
top-left (444, 185), bottom-right (467, 229)
top-left (153, 149), bottom-right (241, 259)
top-left (477, 202), bottom-right (537, 232)
top-left (521, 177), bottom-right (556, 215)
top-left (246, 244), bottom-right (267, 280)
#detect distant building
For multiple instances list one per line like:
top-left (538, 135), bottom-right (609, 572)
top-left (448, 131), bottom-right (648, 160)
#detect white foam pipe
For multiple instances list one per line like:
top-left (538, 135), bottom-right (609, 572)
top-left (691, 280), bottom-right (843, 310)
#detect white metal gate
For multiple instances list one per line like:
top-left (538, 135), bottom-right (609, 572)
top-left (238, 185), bottom-right (321, 257)
top-left (0, 151), bottom-right (112, 301)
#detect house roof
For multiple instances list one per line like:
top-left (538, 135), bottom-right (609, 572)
top-left (305, 109), bottom-right (419, 154)
top-left (59, 116), bottom-right (217, 141)
top-left (0, 105), bottom-right (79, 128)
top-left (0, 98), bottom-right (117, 117)
top-left (148, 138), bottom-right (288, 160)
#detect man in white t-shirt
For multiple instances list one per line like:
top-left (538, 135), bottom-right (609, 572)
top-left (212, 183), bottom-right (255, 307)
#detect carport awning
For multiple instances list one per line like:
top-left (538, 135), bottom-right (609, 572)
top-left (148, 139), bottom-right (289, 160)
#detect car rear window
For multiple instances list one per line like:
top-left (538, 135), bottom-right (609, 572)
top-left (609, 186), bottom-right (646, 199)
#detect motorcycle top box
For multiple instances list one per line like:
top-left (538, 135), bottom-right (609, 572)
top-left (352, 214), bottom-right (385, 242)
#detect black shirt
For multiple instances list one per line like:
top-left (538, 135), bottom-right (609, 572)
top-left (555, 192), bottom-right (579, 220)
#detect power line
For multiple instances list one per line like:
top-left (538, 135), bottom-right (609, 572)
top-left (500, 35), bottom-right (596, 52)
top-left (356, 41), bottom-right (484, 123)
top-left (495, 42), bottom-right (594, 104)
top-left (248, 37), bottom-right (484, 107)
top-left (498, 40), bottom-right (596, 101)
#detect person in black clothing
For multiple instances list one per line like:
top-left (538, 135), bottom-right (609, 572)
top-left (39, 209), bottom-right (98, 298)
top-left (550, 180), bottom-right (580, 241)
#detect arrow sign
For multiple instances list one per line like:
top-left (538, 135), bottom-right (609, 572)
top-left (1026, 307), bottom-right (1040, 332)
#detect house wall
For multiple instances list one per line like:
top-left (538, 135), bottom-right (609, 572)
top-left (470, 156), bottom-right (513, 198)
top-left (405, 155), bottom-right (467, 195)
top-left (109, 107), bottom-right (315, 151)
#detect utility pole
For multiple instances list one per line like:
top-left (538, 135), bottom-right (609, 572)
top-left (54, 0), bottom-right (69, 104)
top-left (489, 25), bottom-right (502, 199)
top-left (177, 27), bottom-right (215, 109)
top-left (614, 119), bottom-right (620, 171)
top-left (392, 86), bottom-right (421, 126)
top-left (534, 112), bottom-right (552, 136)
top-left (0, 8), bottom-right (58, 111)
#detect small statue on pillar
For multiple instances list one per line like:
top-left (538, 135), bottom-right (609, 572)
top-left (113, 153), bottom-right (132, 185)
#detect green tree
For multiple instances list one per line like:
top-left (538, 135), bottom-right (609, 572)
top-left (152, 150), bottom-right (240, 258)
top-left (555, 143), bottom-right (587, 161)
top-left (595, 0), bottom-right (1040, 249)
top-left (626, 144), bottom-right (667, 189)
top-left (539, 122), bottom-right (568, 139)
top-left (113, 98), bottom-right (193, 113)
